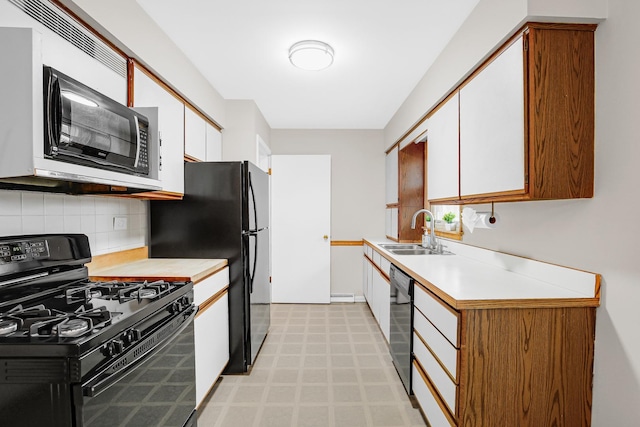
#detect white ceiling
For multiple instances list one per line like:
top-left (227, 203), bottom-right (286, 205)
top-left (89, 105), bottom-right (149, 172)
top-left (136, 0), bottom-right (479, 130)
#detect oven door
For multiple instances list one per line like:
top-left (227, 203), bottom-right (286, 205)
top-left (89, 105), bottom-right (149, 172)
top-left (76, 309), bottom-right (197, 427)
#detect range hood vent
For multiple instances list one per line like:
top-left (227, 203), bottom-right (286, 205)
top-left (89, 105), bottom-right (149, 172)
top-left (8, 0), bottom-right (126, 78)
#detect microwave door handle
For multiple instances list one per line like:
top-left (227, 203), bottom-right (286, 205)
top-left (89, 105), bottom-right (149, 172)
top-left (46, 78), bottom-right (62, 153)
top-left (133, 115), bottom-right (141, 168)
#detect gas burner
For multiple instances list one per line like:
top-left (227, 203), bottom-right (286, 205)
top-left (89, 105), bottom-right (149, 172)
top-left (87, 280), bottom-right (174, 303)
top-left (56, 318), bottom-right (90, 337)
top-left (130, 288), bottom-right (157, 299)
top-left (0, 319), bottom-right (18, 336)
top-left (0, 305), bottom-right (113, 341)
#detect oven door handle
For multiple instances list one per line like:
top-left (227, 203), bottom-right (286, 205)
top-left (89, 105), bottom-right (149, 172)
top-left (82, 308), bottom-right (196, 398)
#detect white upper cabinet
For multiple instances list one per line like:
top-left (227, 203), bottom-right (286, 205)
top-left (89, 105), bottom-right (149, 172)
top-left (205, 123), bottom-right (222, 161)
top-left (133, 66), bottom-right (185, 194)
top-left (459, 36), bottom-right (525, 197)
top-left (427, 92), bottom-right (460, 201)
top-left (385, 146), bottom-right (399, 205)
top-left (184, 106), bottom-right (207, 161)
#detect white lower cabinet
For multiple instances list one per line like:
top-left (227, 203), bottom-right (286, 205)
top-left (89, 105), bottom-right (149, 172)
top-left (193, 267), bottom-right (230, 408)
top-left (412, 281), bottom-right (459, 425)
top-left (362, 245), bottom-right (390, 343)
top-left (412, 361), bottom-right (455, 427)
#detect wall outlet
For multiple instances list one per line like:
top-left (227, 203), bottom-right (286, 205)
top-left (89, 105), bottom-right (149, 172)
top-left (113, 216), bottom-right (128, 231)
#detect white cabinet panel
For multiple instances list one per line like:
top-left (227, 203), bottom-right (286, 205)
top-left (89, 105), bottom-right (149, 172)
top-left (427, 93), bottom-right (460, 201)
top-left (133, 66), bottom-right (185, 193)
top-left (412, 363), bottom-right (454, 427)
top-left (205, 123), bottom-right (222, 161)
top-left (184, 106), bottom-right (206, 161)
top-left (385, 146), bottom-right (399, 204)
top-left (414, 283), bottom-right (459, 346)
top-left (414, 308), bottom-right (457, 379)
top-left (413, 331), bottom-right (457, 414)
top-left (193, 267), bottom-right (229, 306)
top-left (194, 293), bottom-right (229, 407)
top-left (373, 268), bottom-right (390, 343)
top-left (385, 208), bottom-right (398, 240)
top-left (459, 36), bottom-right (525, 196)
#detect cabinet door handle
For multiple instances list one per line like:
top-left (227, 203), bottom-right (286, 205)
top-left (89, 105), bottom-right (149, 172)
top-left (323, 235), bottom-right (329, 241)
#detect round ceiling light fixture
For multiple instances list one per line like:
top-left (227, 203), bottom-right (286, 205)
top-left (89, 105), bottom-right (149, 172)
top-left (288, 40), bottom-right (334, 71)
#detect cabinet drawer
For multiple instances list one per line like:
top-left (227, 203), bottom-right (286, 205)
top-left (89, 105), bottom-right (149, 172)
top-left (414, 282), bottom-right (459, 346)
top-left (412, 361), bottom-right (455, 427)
top-left (414, 309), bottom-right (457, 379)
top-left (193, 267), bottom-right (229, 307)
top-left (413, 331), bottom-right (457, 415)
top-left (372, 251), bottom-right (382, 269)
top-left (366, 244), bottom-right (373, 258)
top-left (380, 258), bottom-right (391, 277)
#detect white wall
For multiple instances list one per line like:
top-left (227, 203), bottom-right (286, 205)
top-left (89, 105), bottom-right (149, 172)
top-left (384, 0), bottom-right (606, 149)
top-left (270, 130), bottom-right (385, 297)
top-left (223, 100), bottom-right (271, 163)
top-left (385, 0), bottom-right (638, 424)
top-left (0, 190), bottom-right (147, 256)
top-left (60, 0), bottom-right (226, 127)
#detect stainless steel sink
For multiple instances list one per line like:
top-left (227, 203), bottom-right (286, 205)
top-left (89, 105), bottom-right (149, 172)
top-left (379, 243), bottom-right (421, 250)
top-left (388, 248), bottom-right (454, 256)
top-left (378, 243), bottom-right (454, 255)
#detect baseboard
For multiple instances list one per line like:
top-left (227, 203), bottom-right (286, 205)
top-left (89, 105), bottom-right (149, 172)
top-left (330, 293), bottom-right (366, 303)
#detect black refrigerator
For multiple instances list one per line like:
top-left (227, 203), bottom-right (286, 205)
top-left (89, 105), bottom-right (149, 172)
top-left (149, 161), bottom-right (270, 373)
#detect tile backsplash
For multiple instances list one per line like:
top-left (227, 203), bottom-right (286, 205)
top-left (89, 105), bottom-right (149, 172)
top-left (0, 190), bottom-right (147, 256)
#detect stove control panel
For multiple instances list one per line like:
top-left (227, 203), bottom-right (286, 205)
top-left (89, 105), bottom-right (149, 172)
top-left (0, 240), bottom-right (49, 264)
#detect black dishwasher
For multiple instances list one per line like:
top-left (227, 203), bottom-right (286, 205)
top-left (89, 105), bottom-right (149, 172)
top-left (389, 264), bottom-right (414, 394)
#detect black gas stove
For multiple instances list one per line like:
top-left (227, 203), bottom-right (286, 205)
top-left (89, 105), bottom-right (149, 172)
top-left (0, 234), bottom-right (197, 427)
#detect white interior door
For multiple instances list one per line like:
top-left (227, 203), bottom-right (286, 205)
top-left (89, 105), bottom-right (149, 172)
top-left (271, 155), bottom-right (331, 303)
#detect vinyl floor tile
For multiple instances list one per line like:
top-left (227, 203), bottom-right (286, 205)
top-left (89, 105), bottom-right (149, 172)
top-left (197, 303), bottom-right (426, 427)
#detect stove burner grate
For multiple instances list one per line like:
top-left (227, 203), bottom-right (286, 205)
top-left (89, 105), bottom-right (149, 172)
top-left (0, 304), bottom-right (113, 341)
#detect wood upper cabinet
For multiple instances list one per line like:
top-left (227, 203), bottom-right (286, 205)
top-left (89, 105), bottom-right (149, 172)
top-left (427, 23), bottom-right (595, 205)
top-left (398, 141), bottom-right (425, 242)
top-left (385, 141), bottom-right (425, 242)
top-left (427, 92), bottom-right (460, 202)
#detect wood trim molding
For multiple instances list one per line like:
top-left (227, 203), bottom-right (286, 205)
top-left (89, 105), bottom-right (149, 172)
top-left (132, 61), bottom-right (222, 131)
top-left (331, 240), bottom-right (363, 246)
top-left (385, 141), bottom-right (400, 155)
top-left (87, 246), bottom-right (148, 272)
top-left (196, 286), bottom-right (229, 317)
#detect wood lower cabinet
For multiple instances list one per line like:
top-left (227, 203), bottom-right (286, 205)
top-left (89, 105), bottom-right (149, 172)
top-left (412, 281), bottom-right (596, 426)
top-left (193, 267), bottom-right (230, 408)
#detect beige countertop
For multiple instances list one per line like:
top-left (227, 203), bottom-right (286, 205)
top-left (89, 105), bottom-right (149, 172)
top-left (89, 258), bottom-right (228, 283)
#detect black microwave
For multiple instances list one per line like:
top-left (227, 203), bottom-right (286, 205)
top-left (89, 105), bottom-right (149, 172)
top-left (43, 66), bottom-right (150, 177)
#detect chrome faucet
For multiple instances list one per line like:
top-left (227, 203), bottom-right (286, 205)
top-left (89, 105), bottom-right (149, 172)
top-left (410, 209), bottom-right (440, 252)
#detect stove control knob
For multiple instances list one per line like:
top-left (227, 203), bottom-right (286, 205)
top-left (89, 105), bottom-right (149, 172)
top-left (102, 343), bottom-right (115, 357)
top-left (169, 302), bottom-right (181, 314)
top-left (122, 329), bottom-right (139, 345)
top-left (112, 339), bottom-right (124, 354)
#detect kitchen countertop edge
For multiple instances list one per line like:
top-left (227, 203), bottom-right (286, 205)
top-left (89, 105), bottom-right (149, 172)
top-left (364, 238), bottom-right (600, 310)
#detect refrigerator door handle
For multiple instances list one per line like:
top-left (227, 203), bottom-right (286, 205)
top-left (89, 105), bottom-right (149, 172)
top-left (249, 172), bottom-right (259, 231)
top-left (249, 233), bottom-right (258, 293)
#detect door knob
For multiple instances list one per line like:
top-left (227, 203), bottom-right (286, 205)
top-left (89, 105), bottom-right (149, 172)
top-left (323, 235), bottom-right (329, 241)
